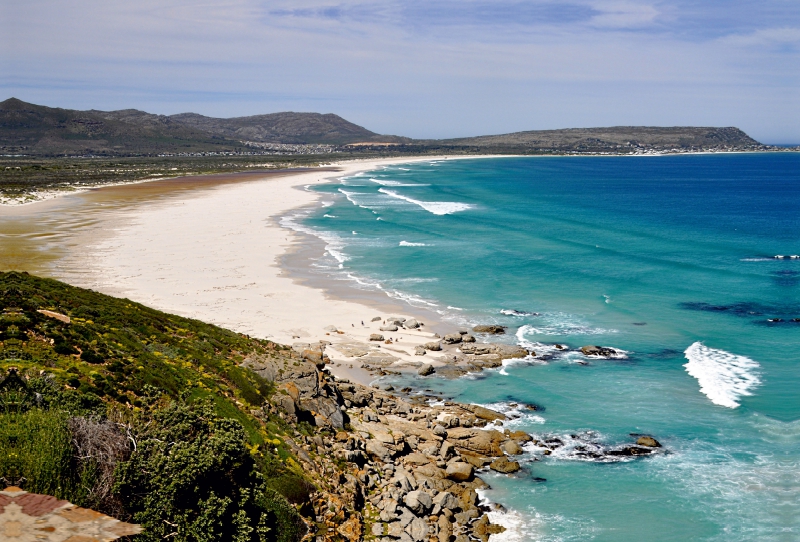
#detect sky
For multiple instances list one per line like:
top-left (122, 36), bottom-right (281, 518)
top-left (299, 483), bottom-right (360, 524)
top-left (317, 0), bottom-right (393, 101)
top-left (2, 0), bottom-right (799, 143)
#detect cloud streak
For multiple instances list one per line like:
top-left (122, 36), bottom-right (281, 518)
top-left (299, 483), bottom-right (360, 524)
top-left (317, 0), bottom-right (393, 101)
top-left (3, 0), bottom-right (799, 142)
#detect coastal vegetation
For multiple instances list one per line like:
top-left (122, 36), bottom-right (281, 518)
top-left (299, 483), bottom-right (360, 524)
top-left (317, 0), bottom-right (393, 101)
top-left (0, 271), bottom-right (313, 541)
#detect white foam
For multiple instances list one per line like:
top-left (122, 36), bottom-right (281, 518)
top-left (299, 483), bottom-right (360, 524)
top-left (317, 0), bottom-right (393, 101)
top-left (377, 188), bottom-right (474, 215)
top-left (517, 318), bottom-right (618, 337)
top-left (501, 309), bottom-right (539, 317)
top-left (474, 402), bottom-right (546, 426)
top-left (323, 214), bottom-right (337, 218)
top-left (399, 241), bottom-right (428, 247)
top-left (683, 342), bottom-right (761, 408)
top-left (369, 178), bottom-right (429, 187)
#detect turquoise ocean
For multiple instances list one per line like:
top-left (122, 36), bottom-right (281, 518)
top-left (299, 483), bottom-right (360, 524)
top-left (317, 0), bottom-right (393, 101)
top-left (286, 154), bottom-right (800, 541)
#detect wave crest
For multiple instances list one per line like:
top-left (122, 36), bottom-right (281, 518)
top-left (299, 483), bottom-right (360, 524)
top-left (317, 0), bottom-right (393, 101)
top-left (378, 188), bottom-right (473, 215)
top-left (683, 342), bottom-right (761, 408)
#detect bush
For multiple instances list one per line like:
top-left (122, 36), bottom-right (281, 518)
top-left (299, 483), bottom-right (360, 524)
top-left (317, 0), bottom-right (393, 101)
top-left (114, 401), bottom-right (305, 542)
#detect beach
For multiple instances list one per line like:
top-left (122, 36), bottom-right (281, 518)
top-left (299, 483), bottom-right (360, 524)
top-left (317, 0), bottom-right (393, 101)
top-left (0, 156), bottom-right (477, 385)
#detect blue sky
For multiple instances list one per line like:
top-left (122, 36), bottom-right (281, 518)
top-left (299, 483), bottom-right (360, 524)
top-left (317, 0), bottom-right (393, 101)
top-left (2, 0), bottom-right (799, 142)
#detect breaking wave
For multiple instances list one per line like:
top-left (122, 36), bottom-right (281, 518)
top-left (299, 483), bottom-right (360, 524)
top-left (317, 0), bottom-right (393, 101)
top-left (683, 342), bottom-right (761, 408)
top-left (377, 188), bottom-right (474, 215)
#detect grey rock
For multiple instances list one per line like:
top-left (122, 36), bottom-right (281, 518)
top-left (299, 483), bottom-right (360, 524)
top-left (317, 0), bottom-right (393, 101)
top-left (404, 318), bottom-right (420, 329)
top-left (367, 440), bottom-right (393, 461)
top-left (440, 440), bottom-right (456, 459)
top-left (442, 333), bottom-right (463, 344)
top-left (414, 346), bottom-right (427, 356)
top-left (370, 333), bottom-right (385, 341)
top-left (460, 334), bottom-right (476, 343)
top-left (404, 490), bottom-right (433, 515)
top-left (398, 508), bottom-right (416, 527)
top-left (424, 341), bottom-right (442, 351)
top-left (580, 345), bottom-right (618, 357)
top-left (418, 364), bottom-right (435, 376)
top-left (388, 522), bottom-right (405, 538)
top-left (323, 325), bottom-right (338, 332)
top-left (432, 424), bottom-right (448, 437)
top-left (407, 518), bottom-right (429, 542)
top-left (432, 491), bottom-right (459, 511)
top-left (472, 325), bottom-right (507, 334)
top-left (381, 325), bottom-right (400, 332)
top-left (372, 316), bottom-right (383, 322)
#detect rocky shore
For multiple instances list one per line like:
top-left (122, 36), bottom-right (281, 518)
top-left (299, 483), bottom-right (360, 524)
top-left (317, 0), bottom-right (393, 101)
top-left (242, 317), bottom-right (662, 542)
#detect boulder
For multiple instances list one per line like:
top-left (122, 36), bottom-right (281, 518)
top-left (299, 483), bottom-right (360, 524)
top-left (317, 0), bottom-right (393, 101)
top-left (404, 318), bottom-right (420, 329)
top-left (636, 436), bottom-right (661, 448)
top-left (445, 462), bottom-right (473, 482)
top-left (607, 446), bottom-right (654, 457)
top-left (580, 345), bottom-right (618, 357)
top-left (370, 334), bottom-right (385, 341)
top-left (381, 325), bottom-right (400, 332)
top-left (372, 316), bottom-right (382, 322)
top-left (366, 440), bottom-right (393, 461)
top-left (388, 522), bottom-right (405, 538)
top-left (442, 333), bottom-right (463, 344)
top-left (489, 457), bottom-right (521, 473)
top-left (461, 334), bottom-right (476, 343)
top-left (418, 364), bottom-right (435, 376)
top-left (424, 342), bottom-right (442, 351)
top-left (432, 491), bottom-right (460, 511)
top-left (404, 490), bottom-right (433, 515)
top-left (472, 325), bottom-right (506, 334)
top-left (502, 440), bottom-right (523, 455)
top-left (446, 427), bottom-right (505, 456)
top-left (414, 346), bottom-right (427, 356)
top-left (465, 405), bottom-right (506, 422)
top-left (508, 430), bottom-right (533, 443)
top-left (435, 366), bottom-right (469, 379)
top-left (440, 440), bottom-right (456, 459)
top-left (407, 517), bottom-right (429, 542)
top-left (491, 344), bottom-right (530, 360)
top-left (404, 453), bottom-right (431, 466)
top-left (459, 344), bottom-right (491, 355)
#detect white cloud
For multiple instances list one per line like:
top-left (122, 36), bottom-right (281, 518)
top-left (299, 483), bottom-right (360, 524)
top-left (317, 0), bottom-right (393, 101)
top-left (587, 1), bottom-right (660, 28)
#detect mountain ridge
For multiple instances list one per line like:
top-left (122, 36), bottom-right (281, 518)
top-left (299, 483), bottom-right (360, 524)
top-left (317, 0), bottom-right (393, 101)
top-left (1, 97), bottom-right (768, 156)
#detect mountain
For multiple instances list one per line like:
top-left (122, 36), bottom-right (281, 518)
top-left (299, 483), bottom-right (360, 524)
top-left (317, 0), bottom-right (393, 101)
top-left (0, 98), bottom-right (240, 156)
top-left (422, 126), bottom-right (763, 152)
top-left (1, 97), bottom-right (766, 157)
top-left (0, 98), bottom-right (404, 156)
top-left (169, 111), bottom-right (408, 145)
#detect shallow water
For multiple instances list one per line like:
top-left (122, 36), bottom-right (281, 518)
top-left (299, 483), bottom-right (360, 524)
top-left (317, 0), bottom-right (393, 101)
top-left (292, 154), bottom-right (800, 541)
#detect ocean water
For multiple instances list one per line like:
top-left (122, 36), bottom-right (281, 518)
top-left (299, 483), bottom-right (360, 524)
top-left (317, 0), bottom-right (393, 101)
top-left (288, 154), bottom-right (800, 541)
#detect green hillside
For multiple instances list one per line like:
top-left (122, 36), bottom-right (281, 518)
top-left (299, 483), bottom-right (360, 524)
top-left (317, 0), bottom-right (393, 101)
top-left (0, 271), bottom-right (348, 541)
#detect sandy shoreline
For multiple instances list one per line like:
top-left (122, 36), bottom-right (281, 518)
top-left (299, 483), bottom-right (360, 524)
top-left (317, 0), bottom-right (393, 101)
top-left (3, 156), bottom-right (502, 385)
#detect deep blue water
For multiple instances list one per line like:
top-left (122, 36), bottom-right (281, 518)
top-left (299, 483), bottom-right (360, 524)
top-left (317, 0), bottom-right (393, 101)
top-left (293, 154), bottom-right (800, 541)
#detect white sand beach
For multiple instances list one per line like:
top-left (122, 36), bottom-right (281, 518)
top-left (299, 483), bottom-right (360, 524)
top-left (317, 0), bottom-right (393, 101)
top-left (10, 156), bottom-right (472, 384)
